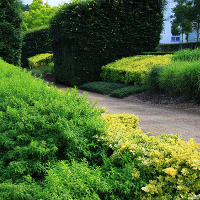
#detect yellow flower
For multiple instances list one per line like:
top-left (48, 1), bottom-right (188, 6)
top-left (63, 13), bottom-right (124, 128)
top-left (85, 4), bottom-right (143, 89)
top-left (164, 167), bottom-right (177, 177)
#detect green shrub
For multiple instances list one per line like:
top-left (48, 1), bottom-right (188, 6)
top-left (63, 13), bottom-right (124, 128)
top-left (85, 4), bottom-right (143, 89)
top-left (110, 86), bottom-right (146, 98)
top-left (172, 48), bottom-right (200, 62)
top-left (21, 26), bottom-right (52, 67)
top-left (158, 42), bottom-right (200, 52)
top-left (50, 0), bottom-right (165, 86)
top-left (43, 160), bottom-right (111, 200)
top-left (145, 66), bottom-right (164, 92)
top-left (0, 0), bottom-right (22, 66)
top-left (28, 53), bottom-right (53, 68)
top-left (30, 62), bottom-right (54, 77)
top-left (158, 61), bottom-right (200, 99)
top-left (79, 82), bottom-right (127, 95)
top-left (101, 55), bottom-right (172, 85)
top-left (0, 58), bottom-right (107, 182)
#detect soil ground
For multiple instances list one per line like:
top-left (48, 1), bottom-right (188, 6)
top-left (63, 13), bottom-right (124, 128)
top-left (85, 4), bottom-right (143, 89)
top-left (53, 81), bottom-right (200, 143)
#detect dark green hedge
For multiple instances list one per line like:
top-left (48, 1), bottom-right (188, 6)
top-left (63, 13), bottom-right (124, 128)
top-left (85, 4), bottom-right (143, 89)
top-left (50, 0), bottom-right (165, 86)
top-left (0, 0), bottom-right (22, 66)
top-left (158, 42), bottom-right (200, 52)
top-left (21, 26), bottom-right (52, 67)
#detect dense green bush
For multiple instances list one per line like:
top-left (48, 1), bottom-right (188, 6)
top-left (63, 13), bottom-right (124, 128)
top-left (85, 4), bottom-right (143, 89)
top-left (0, 58), bottom-right (106, 182)
top-left (21, 26), bottom-right (52, 67)
top-left (0, 0), bottom-right (22, 66)
top-left (51, 0), bottom-right (165, 86)
top-left (146, 61), bottom-right (200, 99)
top-left (158, 42), bottom-right (200, 52)
top-left (172, 48), bottom-right (200, 62)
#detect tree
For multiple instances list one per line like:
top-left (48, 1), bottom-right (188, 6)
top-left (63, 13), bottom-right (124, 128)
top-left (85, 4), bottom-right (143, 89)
top-left (0, 0), bottom-right (22, 65)
top-left (171, 1), bottom-right (192, 42)
top-left (22, 0), bottom-right (59, 31)
top-left (16, 0), bottom-right (30, 11)
top-left (172, 0), bottom-right (200, 42)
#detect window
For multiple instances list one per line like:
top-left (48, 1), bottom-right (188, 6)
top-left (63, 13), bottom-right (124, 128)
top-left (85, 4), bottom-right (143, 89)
top-left (171, 35), bottom-right (180, 42)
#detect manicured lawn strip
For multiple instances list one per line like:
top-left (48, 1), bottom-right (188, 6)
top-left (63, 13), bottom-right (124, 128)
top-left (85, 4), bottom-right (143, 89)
top-left (110, 85), bottom-right (146, 98)
top-left (79, 81), bottom-right (128, 95)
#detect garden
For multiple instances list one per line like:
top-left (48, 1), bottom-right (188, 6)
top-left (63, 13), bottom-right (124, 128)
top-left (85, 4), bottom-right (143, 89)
top-left (0, 0), bottom-right (200, 199)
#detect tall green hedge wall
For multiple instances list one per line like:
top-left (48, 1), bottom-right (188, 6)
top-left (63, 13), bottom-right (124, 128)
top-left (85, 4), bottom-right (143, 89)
top-left (0, 0), bottom-right (22, 66)
top-left (50, 0), bottom-right (165, 86)
top-left (158, 42), bottom-right (200, 52)
top-left (21, 26), bottom-right (52, 67)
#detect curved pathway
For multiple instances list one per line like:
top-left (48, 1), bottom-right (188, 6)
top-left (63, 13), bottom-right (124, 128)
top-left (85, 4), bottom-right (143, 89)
top-left (57, 83), bottom-right (200, 143)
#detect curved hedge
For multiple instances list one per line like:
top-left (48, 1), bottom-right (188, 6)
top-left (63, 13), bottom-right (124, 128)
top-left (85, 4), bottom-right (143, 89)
top-left (50, 0), bottom-right (165, 86)
top-left (0, 0), bottom-right (22, 66)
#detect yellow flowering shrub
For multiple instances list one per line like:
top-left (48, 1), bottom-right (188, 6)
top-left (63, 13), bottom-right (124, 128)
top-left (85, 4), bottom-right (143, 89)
top-left (28, 53), bottom-right (53, 69)
top-left (101, 113), bottom-right (200, 199)
top-left (101, 54), bottom-right (172, 85)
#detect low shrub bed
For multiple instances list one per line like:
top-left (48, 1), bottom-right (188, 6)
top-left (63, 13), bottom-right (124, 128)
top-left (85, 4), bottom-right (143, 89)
top-left (0, 59), bottom-right (199, 199)
top-left (101, 55), bottom-right (172, 85)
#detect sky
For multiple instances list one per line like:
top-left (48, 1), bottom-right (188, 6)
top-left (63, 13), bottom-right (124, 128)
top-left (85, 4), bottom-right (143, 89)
top-left (22, 0), bottom-right (71, 7)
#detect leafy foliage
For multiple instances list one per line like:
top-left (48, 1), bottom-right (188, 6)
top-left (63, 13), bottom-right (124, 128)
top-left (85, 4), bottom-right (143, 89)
top-left (101, 55), bottom-right (172, 85)
top-left (0, 0), bottom-right (22, 66)
top-left (146, 61), bottom-right (200, 100)
top-left (0, 58), bottom-right (106, 182)
top-left (50, 0), bottom-right (165, 86)
top-left (22, 0), bottom-right (59, 31)
top-left (101, 114), bottom-right (200, 200)
top-left (21, 26), bottom-right (52, 67)
top-left (172, 48), bottom-right (200, 61)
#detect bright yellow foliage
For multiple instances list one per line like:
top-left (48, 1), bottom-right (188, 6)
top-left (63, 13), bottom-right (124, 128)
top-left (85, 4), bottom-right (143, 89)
top-left (101, 113), bottom-right (200, 199)
top-left (101, 54), bottom-right (172, 85)
top-left (28, 53), bottom-right (53, 68)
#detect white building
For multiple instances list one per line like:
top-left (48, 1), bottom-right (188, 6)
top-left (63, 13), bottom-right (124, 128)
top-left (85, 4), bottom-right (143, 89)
top-left (160, 0), bottom-right (186, 43)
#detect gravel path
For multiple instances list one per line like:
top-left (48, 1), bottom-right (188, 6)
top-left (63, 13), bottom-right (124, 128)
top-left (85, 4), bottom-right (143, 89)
top-left (56, 83), bottom-right (200, 143)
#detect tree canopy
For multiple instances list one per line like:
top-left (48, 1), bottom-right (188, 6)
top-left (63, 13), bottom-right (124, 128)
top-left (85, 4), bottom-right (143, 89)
top-left (171, 0), bottom-right (200, 42)
top-left (22, 0), bottom-right (59, 31)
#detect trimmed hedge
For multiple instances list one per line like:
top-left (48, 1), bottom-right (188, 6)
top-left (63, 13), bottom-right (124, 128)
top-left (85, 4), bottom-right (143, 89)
top-left (101, 55), bottom-right (172, 85)
top-left (21, 26), bottom-right (52, 67)
top-left (28, 53), bottom-right (53, 68)
top-left (50, 0), bottom-right (165, 86)
top-left (0, 0), bottom-right (22, 66)
top-left (158, 42), bottom-right (200, 52)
